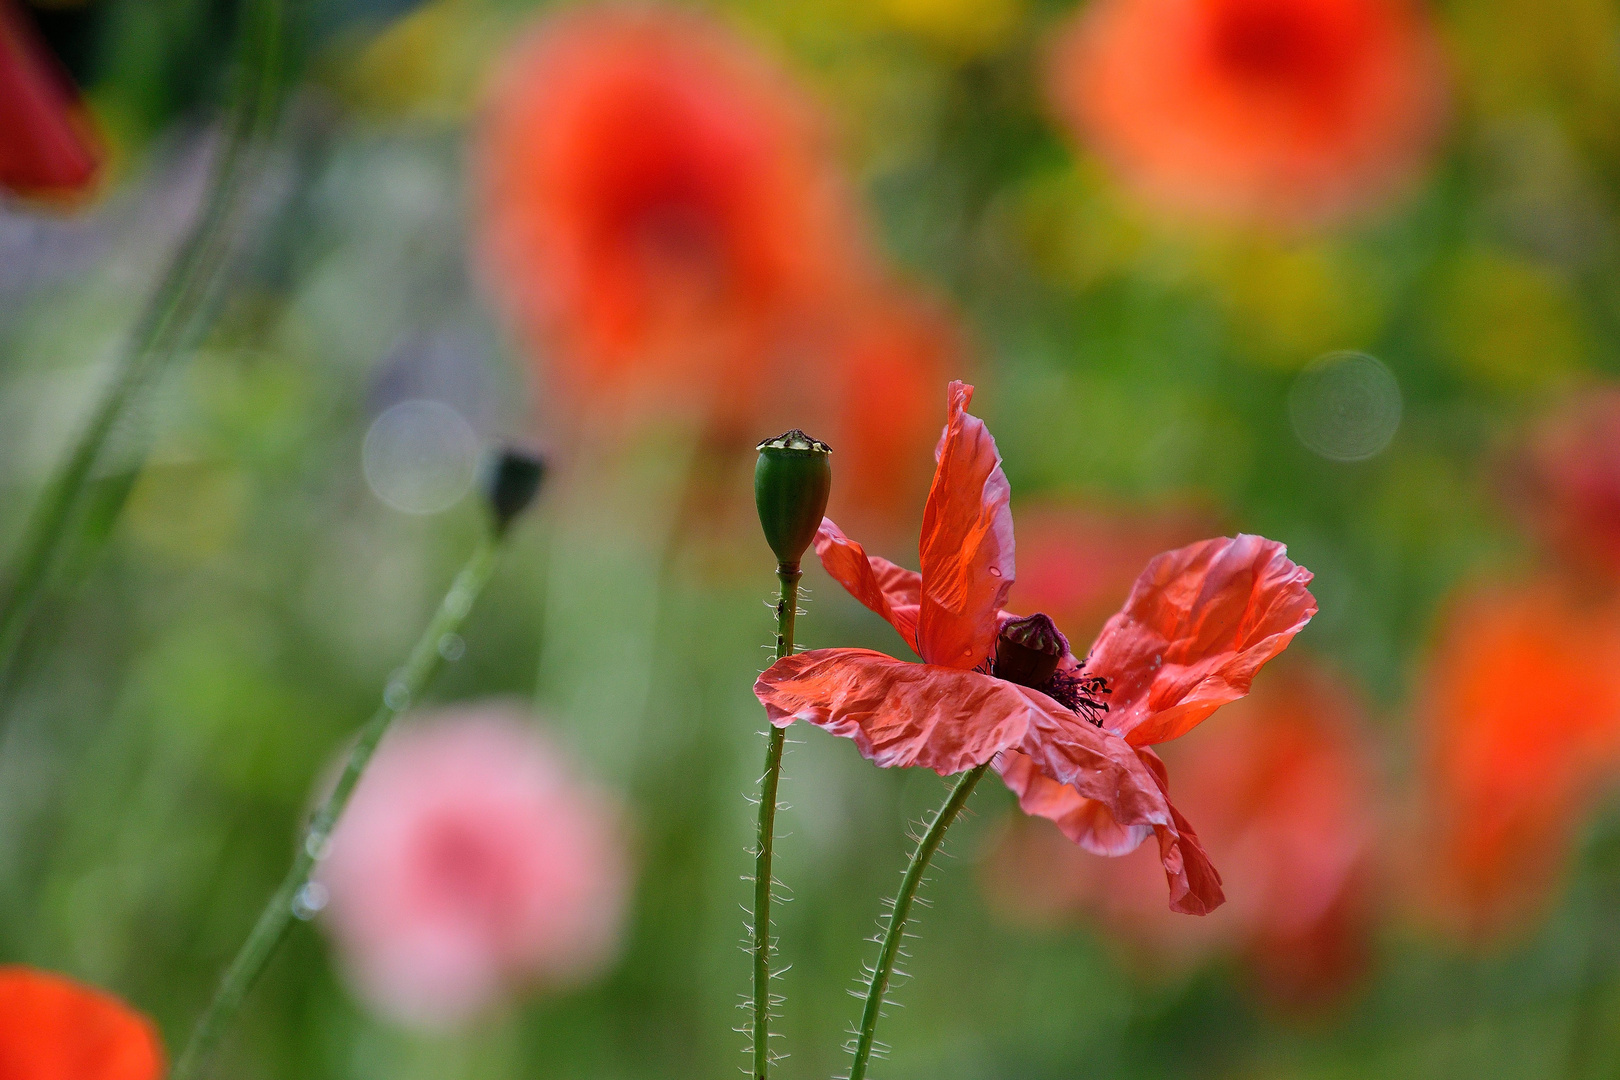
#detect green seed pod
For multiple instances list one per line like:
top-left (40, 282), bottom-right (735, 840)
top-left (755, 429), bottom-right (832, 569)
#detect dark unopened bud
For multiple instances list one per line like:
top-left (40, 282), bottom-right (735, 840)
top-left (485, 447), bottom-right (547, 535)
top-left (755, 430), bottom-right (831, 568)
top-left (994, 612), bottom-right (1069, 689)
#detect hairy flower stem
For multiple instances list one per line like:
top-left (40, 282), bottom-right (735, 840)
top-left (848, 761), bottom-right (991, 1080)
top-left (169, 537), bottom-right (500, 1080)
top-left (750, 561), bottom-right (800, 1080)
top-left (0, 0), bottom-right (284, 689)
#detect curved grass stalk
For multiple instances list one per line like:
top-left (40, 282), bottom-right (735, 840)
top-left (0, 0), bottom-right (286, 687)
top-left (169, 536), bottom-right (500, 1080)
top-left (846, 762), bottom-right (990, 1080)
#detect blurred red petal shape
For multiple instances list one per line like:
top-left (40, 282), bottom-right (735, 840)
top-left (0, 967), bottom-right (163, 1080)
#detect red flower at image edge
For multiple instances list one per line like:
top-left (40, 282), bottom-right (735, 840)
top-left (1510, 389), bottom-right (1620, 582)
top-left (476, 4), bottom-right (865, 420)
top-left (754, 381), bottom-right (1317, 914)
top-left (1418, 581), bottom-right (1620, 934)
top-left (987, 660), bottom-right (1377, 1004)
top-left (0, 0), bottom-right (101, 197)
top-left (0, 967), bottom-right (164, 1080)
top-left (1048, 0), bottom-right (1447, 227)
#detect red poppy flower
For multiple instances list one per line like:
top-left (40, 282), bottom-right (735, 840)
top-left (1509, 389), bottom-right (1620, 582)
top-left (0, 0), bottom-right (100, 198)
top-left (1417, 580), bottom-right (1620, 935)
top-left (0, 966), bottom-right (164, 1080)
top-left (475, 4), bottom-right (865, 421)
top-left (754, 381), bottom-right (1317, 913)
top-left (1048, 0), bottom-right (1448, 227)
top-left (986, 660), bottom-right (1376, 1005)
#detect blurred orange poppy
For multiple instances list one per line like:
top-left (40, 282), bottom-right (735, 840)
top-left (1416, 580), bottom-right (1620, 936)
top-left (0, 967), bottom-right (164, 1080)
top-left (1047, 0), bottom-right (1447, 227)
top-left (986, 660), bottom-right (1377, 1005)
top-left (0, 0), bottom-right (100, 198)
top-left (475, 4), bottom-right (867, 424)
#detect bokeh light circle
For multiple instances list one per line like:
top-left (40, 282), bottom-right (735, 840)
top-left (362, 399), bottom-right (479, 514)
top-left (1288, 351), bottom-right (1402, 462)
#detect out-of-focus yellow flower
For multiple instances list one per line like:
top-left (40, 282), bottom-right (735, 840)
top-left (1435, 249), bottom-right (1586, 392)
top-left (1011, 163), bottom-right (1151, 290)
top-left (334, 0), bottom-right (508, 121)
top-left (1447, 0), bottom-right (1620, 157)
top-left (126, 461), bottom-right (249, 561)
top-left (1198, 237), bottom-right (1386, 371)
top-left (879, 0), bottom-right (1024, 56)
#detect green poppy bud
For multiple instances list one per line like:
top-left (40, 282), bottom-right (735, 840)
top-left (755, 430), bottom-right (831, 569)
top-left (485, 447), bottom-right (547, 535)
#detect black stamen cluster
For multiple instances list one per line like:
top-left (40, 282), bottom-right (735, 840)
top-left (1042, 668), bottom-right (1111, 727)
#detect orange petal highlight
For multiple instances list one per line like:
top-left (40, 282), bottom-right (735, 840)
top-left (754, 648), bottom-right (1031, 774)
top-left (813, 518), bottom-right (922, 650)
top-left (916, 381), bottom-right (1015, 670)
top-left (1086, 534), bottom-right (1317, 747)
top-left (0, 967), bottom-right (164, 1080)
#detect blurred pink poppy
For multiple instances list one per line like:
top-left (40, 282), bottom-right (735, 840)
top-left (475, 4), bottom-right (867, 424)
top-left (1413, 581), bottom-right (1620, 937)
top-left (315, 704), bottom-right (630, 1027)
top-left (756, 381), bottom-right (1317, 914)
top-left (1509, 388), bottom-right (1620, 582)
top-left (1048, 0), bottom-right (1448, 227)
top-left (986, 660), bottom-right (1378, 1006)
top-left (0, 0), bottom-right (101, 198)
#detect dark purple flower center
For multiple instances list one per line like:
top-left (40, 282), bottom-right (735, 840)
top-left (993, 612), bottom-right (1111, 726)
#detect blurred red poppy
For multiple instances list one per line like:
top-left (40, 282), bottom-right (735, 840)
top-left (756, 381), bottom-right (1317, 913)
top-left (819, 288), bottom-right (959, 527)
top-left (1417, 580), bottom-right (1620, 935)
top-left (1048, 0), bottom-right (1447, 227)
top-left (0, 0), bottom-right (101, 198)
top-left (987, 660), bottom-right (1377, 1005)
top-left (1510, 389), bottom-right (1620, 582)
top-left (0, 966), bottom-right (164, 1080)
top-left (1011, 501), bottom-right (1220, 645)
top-left (475, 4), bottom-right (866, 423)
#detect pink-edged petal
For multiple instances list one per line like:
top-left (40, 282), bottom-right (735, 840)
top-left (998, 702), bottom-right (1225, 914)
top-left (754, 648), bottom-right (1031, 775)
top-left (1087, 534), bottom-right (1317, 747)
top-left (814, 518), bottom-right (921, 650)
top-left (995, 749), bottom-right (1153, 855)
top-left (915, 380), bottom-right (1015, 670)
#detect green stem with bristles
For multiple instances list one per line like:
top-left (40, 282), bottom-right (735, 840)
top-left (169, 536), bottom-right (499, 1080)
top-left (847, 762), bottom-right (990, 1080)
top-left (750, 561), bottom-right (800, 1080)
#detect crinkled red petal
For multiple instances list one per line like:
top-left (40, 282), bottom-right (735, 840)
top-left (0, 966), bottom-right (164, 1080)
top-left (814, 518), bottom-right (921, 650)
top-left (915, 380), bottom-right (1015, 670)
top-left (998, 709), bottom-right (1224, 914)
top-left (754, 648), bottom-right (1030, 775)
top-left (1087, 534), bottom-right (1317, 747)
